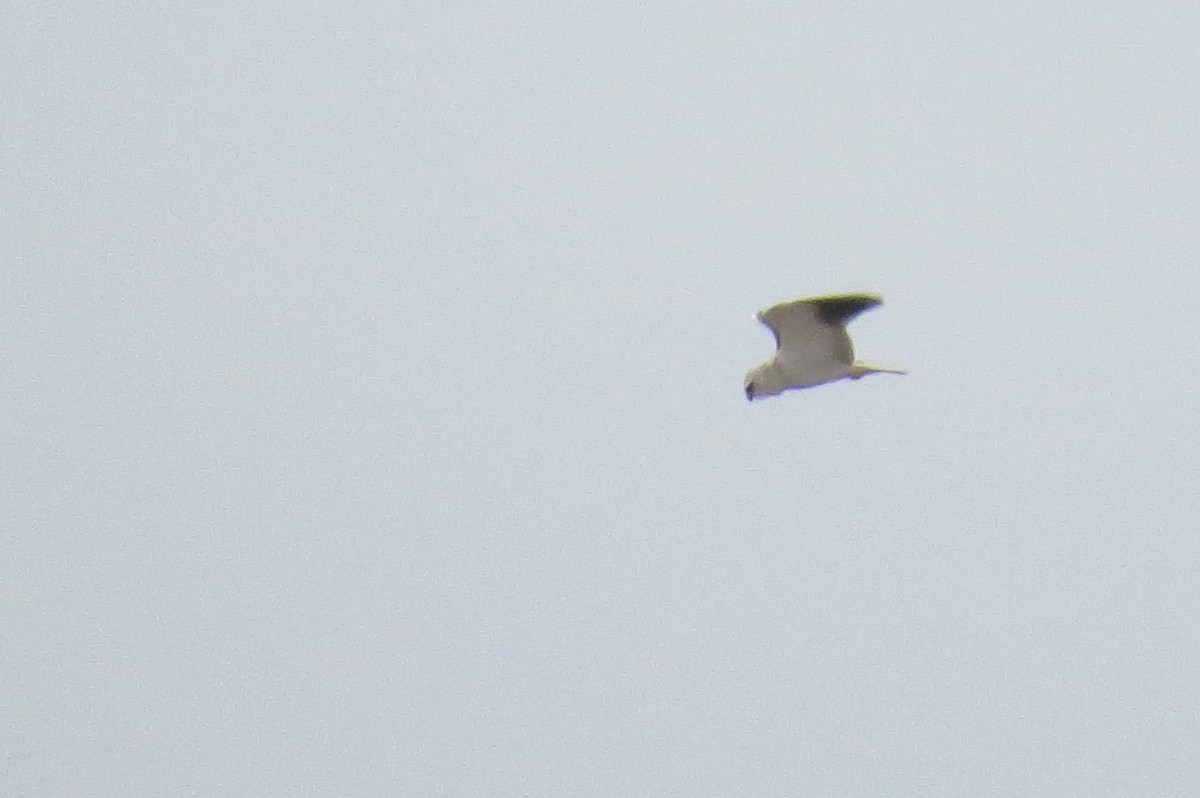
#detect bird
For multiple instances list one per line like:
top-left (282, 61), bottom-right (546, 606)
top-left (744, 293), bottom-right (906, 400)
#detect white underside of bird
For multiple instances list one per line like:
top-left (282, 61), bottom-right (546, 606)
top-left (744, 293), bottom-right (906, 400)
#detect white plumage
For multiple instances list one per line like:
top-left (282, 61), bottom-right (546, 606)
top-left (744, 293), bottom-right (906, 401)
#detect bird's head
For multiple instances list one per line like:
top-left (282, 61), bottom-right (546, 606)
top-left (744, 363), bottom-right (783, 401)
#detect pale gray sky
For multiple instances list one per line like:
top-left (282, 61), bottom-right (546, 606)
top-left (6, 3), bottom-right (1200, 795)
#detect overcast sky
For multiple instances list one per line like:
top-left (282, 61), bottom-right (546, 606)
top-left (6, 3), bottom-right (1200, 795)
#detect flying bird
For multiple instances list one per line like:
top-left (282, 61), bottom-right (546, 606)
top-left (744, 293), bottom-right (906, 400)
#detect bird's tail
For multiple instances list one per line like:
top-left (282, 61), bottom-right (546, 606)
top-left (848, 362), bottom-right (908, 379)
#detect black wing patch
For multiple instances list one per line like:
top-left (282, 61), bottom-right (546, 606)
top-left (811, 294), bottom-right (881, 327)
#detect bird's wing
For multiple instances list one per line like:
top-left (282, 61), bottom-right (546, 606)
top-left (758, 294), bottom-right (881, 366)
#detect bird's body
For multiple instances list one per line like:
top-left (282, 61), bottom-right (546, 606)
top-left (744, 293), bottom-right (906, 400)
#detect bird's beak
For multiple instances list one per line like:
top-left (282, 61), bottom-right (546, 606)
top-left (745, 386), bottom-right (754, 402)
